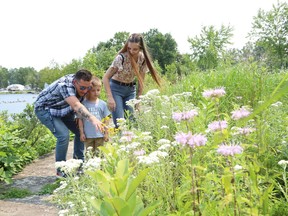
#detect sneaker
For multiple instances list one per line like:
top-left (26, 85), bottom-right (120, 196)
top-left (56, 170), bottom-right (67, 178)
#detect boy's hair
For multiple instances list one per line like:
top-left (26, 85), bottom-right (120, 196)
top-left (91, 76), bottom-right (102, 87)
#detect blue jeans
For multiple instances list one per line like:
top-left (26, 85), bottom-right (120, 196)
top-left (35, 109), bottom-right (84, 162)
top-left (110, 80), bottom-right (136, 127)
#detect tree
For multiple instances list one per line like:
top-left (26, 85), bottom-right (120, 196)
top-left (249, 1), bottom-right (288, 69)
top-left (95, 32), bottom-right (130, 52)
top-left (188, 25), bottom-right (233, 70)
top-left (144, 29), bottom-right (178, 73)
top-left (0, 66), bottom-right (9, 88)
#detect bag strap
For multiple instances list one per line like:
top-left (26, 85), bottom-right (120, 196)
top-left (120, 53), bottom-right (124, 65)
top-left (120, 53), bottom-right (145, 66)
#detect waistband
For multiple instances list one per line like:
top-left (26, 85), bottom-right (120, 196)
top-left (111, 79), bottom-right (136, 87)
top-left (35, 106), bottom-right (49, 111)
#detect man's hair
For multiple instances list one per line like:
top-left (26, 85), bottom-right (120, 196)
top-left (75, 69), bottom-right (92, 81)
top-left (91, 76), bottom-right (102, 87)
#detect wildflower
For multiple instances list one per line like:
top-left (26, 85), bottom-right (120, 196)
top-left (232, 127), bottom-right (256, 136)
top-left (217, 143), bottom-right (243, 156)
top-left (83, 157), bottom-right (102, 171)
top-left (126, 98), bottom-right (141, 109)
top-left (174, 131), bottom-right (192, 145)
top-left (172, 112), bottom-right (182, 122)
top-left (149, 150), bottom-right (169, 158)
top-left (231, 107), bottom-right (251, 120)
top-left (278, 160), bottom-right (288, 168)
top-left (133, 149), bottom-right (146, 156)
top-left (202, 87), bottom-right (226, 99)
top-left (207, 120), bottom-right (228, 132)
top-left (187, 134), bottom-right (207, 148)
top-left (172, 109), bottom-right (198, 122)
top-left (53, 181), bottom-right (68, 193)
top-left (160, 125), bottom-right (169, 129)
top-left (119, 131), bottom-right (136, 142)
top-left (234, 165), bottom-right (243, 171)
top-left (271, 101), bottom-right (283, 107)
top-left (58, 209), bottom-right (70, 216)
top-left (126, 142), bottom-right (141, 150)
top-left (182, 110), bottom-right (199, 120)
top-left (158, 143), bottom-right (172, 151)
top-left (136, 155), bottom-right (160, 165)
top-left (55, 159), bottom-right (83, 174)
top-left (157, 139), bottom-right (171, 145)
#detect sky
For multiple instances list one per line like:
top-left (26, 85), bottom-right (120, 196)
top-left (0, 0), bottom-right (283, 71)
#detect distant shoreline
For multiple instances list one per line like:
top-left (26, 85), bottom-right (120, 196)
top-left (0, 91), bottom-right (39, 95)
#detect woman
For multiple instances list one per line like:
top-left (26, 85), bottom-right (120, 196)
top-left (103, 33), bottom-right (161, 128)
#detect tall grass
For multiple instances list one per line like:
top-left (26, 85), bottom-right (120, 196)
top-left (52, 67), bottom-right (288, 215)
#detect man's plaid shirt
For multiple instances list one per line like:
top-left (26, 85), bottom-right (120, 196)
top-left (34, 74), bottom-right (83, 117)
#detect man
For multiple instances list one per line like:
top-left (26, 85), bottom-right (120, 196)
top-left (34, 69), bottom-right (103, 177)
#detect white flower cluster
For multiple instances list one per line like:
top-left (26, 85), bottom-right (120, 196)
top-left (83, 157), bottom-right (102, 171)
top-left (278, 160), bottom-right (288, 168)
top-left (53, 181), bottom-right (68, 193)
top-left (55, 159), bottom-right (83, 174)
top-left (136, 150), bottom-right (169, 165)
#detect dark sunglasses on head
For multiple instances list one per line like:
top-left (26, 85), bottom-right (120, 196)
top-left (75, 80), bottom-right (92, 91)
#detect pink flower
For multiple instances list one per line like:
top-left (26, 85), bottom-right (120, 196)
top-left (187, 134), bottom-right (207, 148)
top-left (133, 149), bottom-right (146, 156)
top-left (208, 120), bottom-right (228, 132)
top-left (172, 112), bottom-right (182, 122)
top-left (174, 132), bottom-right (193, 145)
top-left (217, 143), bottom-right (243, 156)
top-left (121, 131), bottom-right (136, 142)
top-left (203, 87), bottom-right (226, 99)
top-left (181, 110), bottom-right (198, 120)
top-left (231, 107), bottom-right (251, 120)
top-left (172, 110), bottom-right (198, 122)
top-left (233, 127), bottom-right (255, 136)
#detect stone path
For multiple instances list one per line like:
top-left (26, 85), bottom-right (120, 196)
top-left (0, 143), bottom-right (73, 216)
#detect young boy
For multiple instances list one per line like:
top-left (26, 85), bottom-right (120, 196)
top-left (78, 76), bottom-right (111, 156)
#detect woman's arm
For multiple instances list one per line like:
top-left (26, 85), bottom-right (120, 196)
top-left (103, 67), bottom-right (118, 111)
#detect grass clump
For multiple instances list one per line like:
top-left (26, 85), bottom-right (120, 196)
top-left (0, 188), bottom-right (32, 199)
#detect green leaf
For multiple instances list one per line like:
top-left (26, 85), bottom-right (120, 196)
top-left (113, 178), bottom-right (128, 197)
top-left (138, 200), bottom-right (162, 216)
top-left (110, 197), bottom-right (129, 215)
top-left (88, 170), bottom-right (111, 195)
top-left (88, 198), bottom-right (102, 214)
top-left (125, 168), bottom-right (150, 201)
top-left (101, 199), bottom-right (116, 216)
top-left (116, 159), bottom-right (129, 177)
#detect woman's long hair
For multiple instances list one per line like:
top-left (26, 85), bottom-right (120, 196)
top-left (118, 33), bottom-right (161, 89)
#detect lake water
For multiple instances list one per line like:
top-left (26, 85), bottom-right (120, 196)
top-left (0, 93), bottom-right (38, 114)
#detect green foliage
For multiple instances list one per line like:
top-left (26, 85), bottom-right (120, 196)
top-left (144, 29), bottom-right (178, 72)
top-left (38, 180), bottom-right (61, 195)
top-left (188, 25), bottom-right (233, 70)
top-left (249, 1), bottom-right (288, 70)
top-left (52, 67), bottom-right (288, 215)
top-left (0, 187), bottom-right (32, 199)
top-left (0, 104), bottom-right (55, 184)
top-left (87, 159), bottom-right (160, 216)
top-left (0, 66), bottom-right (9, 88)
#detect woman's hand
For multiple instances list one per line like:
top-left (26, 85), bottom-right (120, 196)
top-left (107, 97), bottom-right (116, 112)
top-left (80, 132), bottom-right (86, 142)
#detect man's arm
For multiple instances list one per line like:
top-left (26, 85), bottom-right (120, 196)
top-left (65, 96), bottom-right (103, 132)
